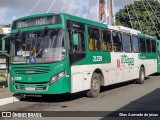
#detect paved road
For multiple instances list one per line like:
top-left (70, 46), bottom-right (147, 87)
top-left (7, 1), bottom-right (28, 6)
top-left (0, 74), bottom-right (160, 120)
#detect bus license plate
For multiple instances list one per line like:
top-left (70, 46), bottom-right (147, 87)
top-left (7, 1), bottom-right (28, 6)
top-left (25, 87), bottom-right (35, 91)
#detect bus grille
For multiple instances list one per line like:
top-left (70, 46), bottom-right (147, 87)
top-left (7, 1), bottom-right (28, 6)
top-left (12, 66), bottom-right (52, 75)
top-left (17, 84), bottom-right (47, 91)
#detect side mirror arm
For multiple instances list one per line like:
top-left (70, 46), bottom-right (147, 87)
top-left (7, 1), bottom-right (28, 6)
top-left (1, 34), bottom-right (10, 57)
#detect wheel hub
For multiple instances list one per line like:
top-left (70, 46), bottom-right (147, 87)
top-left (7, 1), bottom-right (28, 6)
top-left (92, 79), bottom-right (100, 92)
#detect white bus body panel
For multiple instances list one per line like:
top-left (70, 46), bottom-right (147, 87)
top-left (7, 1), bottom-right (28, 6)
top-left (70, 52), bottom-right (157, 93)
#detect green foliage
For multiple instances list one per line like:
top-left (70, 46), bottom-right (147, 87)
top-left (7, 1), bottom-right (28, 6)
top-left (0, 74), bottom-right (5, 81)
top-left (115, 0), bottom-right (160, 38)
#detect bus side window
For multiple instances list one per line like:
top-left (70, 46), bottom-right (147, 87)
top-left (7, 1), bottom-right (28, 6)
top-left (88, 27), bottom-right (101, 51)
top-left (89, 34), bottom-right (94, 50)
top-left (112, 31), bottom-right (122, 52)
top-left (140, 37), bottom-right (147, 53)
top-left (101, 30), bottom-right (111, 51)
top-left (146, 39), bottom-right (151, 53)
top-left (76, 32), bottom-right (85, 52)
top-left (123, 34), bottom-right (131, 52)
top-left (68, 30), bottom-right (85, 53)
top-left (151, 40), bottom-right (156, 53)
top-left (131, 36), bottom-right (139, 53)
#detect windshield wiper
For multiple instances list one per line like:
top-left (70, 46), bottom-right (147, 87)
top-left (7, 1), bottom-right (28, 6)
top-left (40, 27), bottom-right (48, 37)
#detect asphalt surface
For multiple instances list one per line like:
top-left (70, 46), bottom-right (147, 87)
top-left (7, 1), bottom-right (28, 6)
top-left (0, 73), bottom-right (160, 120)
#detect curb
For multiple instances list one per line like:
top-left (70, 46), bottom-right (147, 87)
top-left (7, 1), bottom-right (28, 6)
top-left (0, 94), bottom-right (22, 106)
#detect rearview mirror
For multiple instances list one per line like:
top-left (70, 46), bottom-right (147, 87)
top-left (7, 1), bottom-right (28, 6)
top-left (1, 35), bottom-right (10, 57)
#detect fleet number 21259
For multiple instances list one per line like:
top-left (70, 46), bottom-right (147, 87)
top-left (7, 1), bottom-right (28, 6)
top-left (93, 56), bottom-right (102, 62)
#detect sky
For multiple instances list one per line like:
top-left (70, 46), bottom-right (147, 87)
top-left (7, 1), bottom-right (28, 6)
top-left (0, 0), bottom-right (134, 24)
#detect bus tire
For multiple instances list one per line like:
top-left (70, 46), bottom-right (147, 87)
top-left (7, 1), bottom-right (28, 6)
top-left (136, 67), bottom-right (145, 84)
top-left (86, 73), bottom-right (101, 98)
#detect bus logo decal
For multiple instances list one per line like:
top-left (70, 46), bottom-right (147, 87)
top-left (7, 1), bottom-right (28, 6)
top-left (121, 55), bottom-right (134, 66)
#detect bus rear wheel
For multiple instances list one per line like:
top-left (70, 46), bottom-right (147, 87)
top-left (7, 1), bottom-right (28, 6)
top-left (86, 73), bottom-right (101, 98)
top-left (136, 67), bottom-right (145, 84)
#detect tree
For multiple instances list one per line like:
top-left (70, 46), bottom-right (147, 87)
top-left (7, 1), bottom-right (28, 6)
top-left (115, 0), bottom-right (160, 39)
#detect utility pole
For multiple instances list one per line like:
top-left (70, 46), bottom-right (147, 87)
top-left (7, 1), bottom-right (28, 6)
top-left (108, 0), bottom-right (114, 25)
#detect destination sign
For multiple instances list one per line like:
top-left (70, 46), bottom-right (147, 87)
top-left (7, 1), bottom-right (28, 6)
top-left (12, 15), bottom-right (62, 29)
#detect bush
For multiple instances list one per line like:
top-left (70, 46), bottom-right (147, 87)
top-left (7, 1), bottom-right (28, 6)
top-left (0, 74), bottom-right (5, 82)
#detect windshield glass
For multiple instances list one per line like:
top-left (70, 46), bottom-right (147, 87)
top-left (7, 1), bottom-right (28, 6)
top-left (10, 29), bottom-right (66, 64)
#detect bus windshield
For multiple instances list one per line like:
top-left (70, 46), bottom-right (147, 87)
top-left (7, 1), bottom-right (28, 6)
top-left (10, 28), bottom-right (66, 64)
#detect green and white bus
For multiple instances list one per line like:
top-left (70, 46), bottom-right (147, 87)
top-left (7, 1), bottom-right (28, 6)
top-left (1, 13), bottom-right (158, 97)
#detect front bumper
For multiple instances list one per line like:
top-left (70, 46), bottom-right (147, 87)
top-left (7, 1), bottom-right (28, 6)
top-left (9, 76), bottom-right (71, 94)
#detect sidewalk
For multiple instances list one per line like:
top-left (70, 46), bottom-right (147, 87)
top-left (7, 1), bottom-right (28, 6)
top-left (0, 87), bottom-right (12, 99)
top-left (0, 87), bottom-right (21, 106)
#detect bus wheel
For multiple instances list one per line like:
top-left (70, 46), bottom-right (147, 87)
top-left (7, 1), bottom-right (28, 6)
top-left (136, 67), bottom-right (145, 84)
top-left (86, 73), bottom-right (101, 98)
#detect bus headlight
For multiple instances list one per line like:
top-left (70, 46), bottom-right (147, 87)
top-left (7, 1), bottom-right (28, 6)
top-left (49, 71), bottom-right (65, 85)
top-left (10, 76), bottom-right (14, 83)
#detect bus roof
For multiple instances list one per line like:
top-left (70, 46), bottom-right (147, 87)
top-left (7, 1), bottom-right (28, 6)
top-left (13, 13), bottom-right (56, 21)
top-left (138, 33), bottom-right (157, 40)
top-left (13, 12), bottom-right (108, 29)
top-left (61, 13), bottom-right (108, 28)
top-left (108, 25), bottom-right (141, 35)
